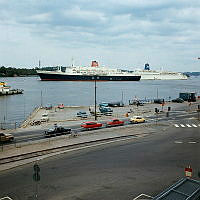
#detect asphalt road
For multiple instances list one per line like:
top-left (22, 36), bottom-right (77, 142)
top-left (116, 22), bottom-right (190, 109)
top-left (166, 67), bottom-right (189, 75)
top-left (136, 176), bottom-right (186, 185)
top-left (5, 110), bottom-right (198, 144)
top-left (0, 111), bottom-right (200, 200)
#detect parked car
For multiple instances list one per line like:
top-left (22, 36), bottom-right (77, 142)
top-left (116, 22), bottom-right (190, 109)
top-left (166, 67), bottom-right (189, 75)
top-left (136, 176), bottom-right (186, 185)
top-left (108, 101), bottom-right (124, 107)
top-left (99, 106), bottom-right (113, 114)
top-left (58, 104), bottom-right (64, 109)
top-left (81, 121), bottom-right (102, 129)
top-left (130, 116), bottom-right (145, 123)
top-left (41, 113), bottom-right (49, 122)
top-left (77, 111), bottom-right (88, 118)
top-left (99, 103), bottom-right (109, 107)
top-left (129, 100), bottom-right (144, 106)
top-left (44, 104), bottom-right (52, 110)
top-left (44, 126), bottom-right (71, 137)
top-left (106, 119), bottom-right (124, 127)
top-left (0, 132), bottom-right (14, 142)
top-left (172, 98), bottom-right (184, 103)
top-left (154, 99), bottom-right (165, 104)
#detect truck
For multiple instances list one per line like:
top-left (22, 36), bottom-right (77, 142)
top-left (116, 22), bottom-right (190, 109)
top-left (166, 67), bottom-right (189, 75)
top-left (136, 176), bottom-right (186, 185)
top-left (179, 92), bottom-right (196, 102)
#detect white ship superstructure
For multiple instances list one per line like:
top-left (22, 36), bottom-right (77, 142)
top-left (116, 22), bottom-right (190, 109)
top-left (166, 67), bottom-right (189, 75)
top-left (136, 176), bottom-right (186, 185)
top-left (133, 63), bottom-right (188, 80)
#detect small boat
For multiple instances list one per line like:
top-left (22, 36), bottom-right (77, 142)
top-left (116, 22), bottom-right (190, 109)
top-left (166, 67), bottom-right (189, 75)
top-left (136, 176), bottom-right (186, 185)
top-left (0, 82), bottom-right (23, 96)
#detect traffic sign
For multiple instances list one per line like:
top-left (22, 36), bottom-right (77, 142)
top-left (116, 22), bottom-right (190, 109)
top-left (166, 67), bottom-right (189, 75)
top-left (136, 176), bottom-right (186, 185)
top-left (33, 163), bottom-right (40, 172)
top-left (185, 166), bottom-right (192, 177)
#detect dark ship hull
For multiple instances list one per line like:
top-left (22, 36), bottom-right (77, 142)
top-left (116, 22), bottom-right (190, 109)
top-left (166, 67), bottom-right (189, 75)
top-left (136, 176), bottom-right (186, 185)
top-left (37, 72), bottom-right (141, 81)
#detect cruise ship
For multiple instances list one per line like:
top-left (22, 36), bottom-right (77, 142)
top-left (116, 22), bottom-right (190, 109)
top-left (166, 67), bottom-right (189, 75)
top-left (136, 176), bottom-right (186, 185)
top-left (37, 61), bottom-right (141, 81)
top-left (133, 63), bottom-right (188, 80)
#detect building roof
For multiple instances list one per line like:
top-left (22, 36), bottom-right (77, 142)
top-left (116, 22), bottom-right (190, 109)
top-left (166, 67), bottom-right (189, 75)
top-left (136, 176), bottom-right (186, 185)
top-left (153, 178), bottom-right (200, 200)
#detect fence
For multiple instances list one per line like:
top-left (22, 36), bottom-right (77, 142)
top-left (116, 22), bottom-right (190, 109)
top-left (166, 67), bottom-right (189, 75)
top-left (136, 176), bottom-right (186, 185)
top-left (0, 122), bottom-right (18, 130)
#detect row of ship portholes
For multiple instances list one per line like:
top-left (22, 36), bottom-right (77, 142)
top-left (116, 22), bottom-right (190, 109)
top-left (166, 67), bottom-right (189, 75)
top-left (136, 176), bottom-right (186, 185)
top-left (92, 77), bottom-right (100, 80)
top-left (91, 77), bottom-right (114, 80)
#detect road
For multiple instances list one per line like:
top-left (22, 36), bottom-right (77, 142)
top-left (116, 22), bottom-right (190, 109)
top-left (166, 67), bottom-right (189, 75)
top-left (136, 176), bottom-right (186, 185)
top-left (0, 110), bottom-right (200, 200)
top-left (5, 109), bottom-right (199, 144)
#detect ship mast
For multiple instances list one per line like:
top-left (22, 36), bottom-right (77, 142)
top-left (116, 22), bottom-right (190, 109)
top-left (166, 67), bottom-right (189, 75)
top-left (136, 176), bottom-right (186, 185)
top-left (71, 57), bottom-right (74, 67)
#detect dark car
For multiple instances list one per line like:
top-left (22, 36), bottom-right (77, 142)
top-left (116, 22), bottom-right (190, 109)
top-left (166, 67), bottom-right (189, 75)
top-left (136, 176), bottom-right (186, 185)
top-left (172, 98), bottom-right (184, 103)
top-left (0, 132), bottom-right (14, 143)
top-left (77, 111), bottom-right (88, 118)
top-left (44, 126), bottom-right (71, 137)
top-left (45, 104), bottom-right (52, 110)
top-left (154, 99), bottom-right (165, 104)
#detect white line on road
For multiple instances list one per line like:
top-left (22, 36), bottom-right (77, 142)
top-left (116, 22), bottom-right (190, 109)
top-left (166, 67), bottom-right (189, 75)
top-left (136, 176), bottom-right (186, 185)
top-left (133, 193), bottom-right (153, 200)
top-left (180, 124), bottom-right (185, 127)
top-left (186, 124), bottom-right (192, 127)
top-left (192, 124), bottom-right (197, 127)
top-left (174, 124), bottom-right (179, 127)
top-left (188, 141), bottom-right (197, 144)
top-left (174, 141), bottom-right (183, 144)
top-left (0, 197), bottom-right (13, 200)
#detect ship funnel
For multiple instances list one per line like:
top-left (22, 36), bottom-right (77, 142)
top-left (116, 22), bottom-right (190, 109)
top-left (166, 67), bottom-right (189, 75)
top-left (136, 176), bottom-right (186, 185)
top-left (91, 61), bottom-right (99, 67)
top-left (144, 63), bottom-right (150, 70)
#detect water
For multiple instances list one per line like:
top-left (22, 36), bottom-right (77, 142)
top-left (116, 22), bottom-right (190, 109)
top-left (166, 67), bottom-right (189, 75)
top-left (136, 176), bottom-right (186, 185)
top-left (0, 76), bottom-right (200, 127)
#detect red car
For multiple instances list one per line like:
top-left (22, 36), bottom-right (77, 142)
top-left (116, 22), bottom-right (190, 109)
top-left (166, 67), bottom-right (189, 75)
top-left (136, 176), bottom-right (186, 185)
top-left (81, 121), bottom-right (102, 129)
top-left (106, 119), bottom-right (124, 127)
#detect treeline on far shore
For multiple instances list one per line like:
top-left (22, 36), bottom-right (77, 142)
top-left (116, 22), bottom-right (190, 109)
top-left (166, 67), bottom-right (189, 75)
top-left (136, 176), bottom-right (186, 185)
top-left (184, 72), bottom-right (200, 77)
top-left (0, 66), bottom-right (37, 77)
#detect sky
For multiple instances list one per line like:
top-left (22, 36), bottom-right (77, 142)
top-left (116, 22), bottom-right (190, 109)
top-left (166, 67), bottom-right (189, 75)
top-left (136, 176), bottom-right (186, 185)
top-left (0, 0), bottom-right (200, 72)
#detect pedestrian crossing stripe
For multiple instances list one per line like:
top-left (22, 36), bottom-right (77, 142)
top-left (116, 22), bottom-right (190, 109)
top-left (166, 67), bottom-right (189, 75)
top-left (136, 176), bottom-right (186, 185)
top-left (192, 124), bottom-right (197, 127)
top-left (174, 124), bottom-right (199, 128)
top-left (186, 124), bottom-right (192, 127)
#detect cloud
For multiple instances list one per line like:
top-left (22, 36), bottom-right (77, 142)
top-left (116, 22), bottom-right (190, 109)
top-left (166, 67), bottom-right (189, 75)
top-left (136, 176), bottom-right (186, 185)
top-left (0, 0), bottom-right (200, 71)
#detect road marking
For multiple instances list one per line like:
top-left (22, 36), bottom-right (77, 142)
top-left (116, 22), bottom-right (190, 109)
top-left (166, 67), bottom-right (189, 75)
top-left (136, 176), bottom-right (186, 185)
top-left (192, 124), bottom-right (197, 127)
top-left (133, 193), bottom-right (153, 200)
top-left (174, 141), bottom-right (183, 144)
top-left (186, 124), bottom-right (192, 127)
top-left (180, 124), bottom-right (185, 127)
top-left (188, 141), bottom-right (197, 144)
top-left (174, 124), bottom-right (179, 127)
top-left (0, 197), bottom-right (13, 200)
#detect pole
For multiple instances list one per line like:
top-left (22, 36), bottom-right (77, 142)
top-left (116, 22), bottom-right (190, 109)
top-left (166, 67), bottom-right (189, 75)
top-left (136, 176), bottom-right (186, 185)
top-left (94, 77), bottom-right (97, 120)
top-left (40, 90), bottom-right (43, 107)
top-left (24, 97), bottom-right (26, 120)
top-left (157, 88), bottom-right (158, 99)
top-left (35, 181), bottom-right (38, 199)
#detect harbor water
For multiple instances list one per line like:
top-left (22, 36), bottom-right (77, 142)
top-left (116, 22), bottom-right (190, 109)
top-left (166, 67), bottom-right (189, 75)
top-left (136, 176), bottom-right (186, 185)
top-left (0, 76), bottom-right (200, 128)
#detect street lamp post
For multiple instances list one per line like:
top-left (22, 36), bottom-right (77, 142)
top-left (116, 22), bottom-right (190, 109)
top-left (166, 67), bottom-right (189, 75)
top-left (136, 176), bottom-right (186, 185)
top-left (94, 76), bottom-right (97, 120)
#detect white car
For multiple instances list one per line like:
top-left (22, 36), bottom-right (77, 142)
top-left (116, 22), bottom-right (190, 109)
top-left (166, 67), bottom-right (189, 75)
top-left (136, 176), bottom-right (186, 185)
top-left (41, 113), bottom-right (49, 122)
